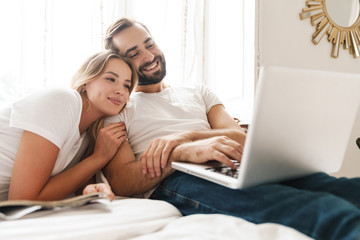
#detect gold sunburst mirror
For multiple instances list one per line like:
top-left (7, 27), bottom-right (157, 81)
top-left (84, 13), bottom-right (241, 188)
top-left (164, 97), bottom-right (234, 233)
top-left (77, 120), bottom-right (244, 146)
top-left (300, 0), bottom-right (360, 58)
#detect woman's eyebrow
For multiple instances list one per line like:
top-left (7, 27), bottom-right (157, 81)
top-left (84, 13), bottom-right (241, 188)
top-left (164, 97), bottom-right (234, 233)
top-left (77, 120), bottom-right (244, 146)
top-left (105, 71), bottom-right (119, 77)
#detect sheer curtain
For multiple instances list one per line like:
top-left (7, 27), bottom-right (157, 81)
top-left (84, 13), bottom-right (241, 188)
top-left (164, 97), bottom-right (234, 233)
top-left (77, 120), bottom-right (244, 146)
top-left (0, 0), bottom-right (254, 120)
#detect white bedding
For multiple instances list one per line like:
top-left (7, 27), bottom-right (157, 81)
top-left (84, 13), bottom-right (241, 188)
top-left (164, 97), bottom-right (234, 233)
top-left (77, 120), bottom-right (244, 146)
top-left (0, 198), bottom-right (312, 240)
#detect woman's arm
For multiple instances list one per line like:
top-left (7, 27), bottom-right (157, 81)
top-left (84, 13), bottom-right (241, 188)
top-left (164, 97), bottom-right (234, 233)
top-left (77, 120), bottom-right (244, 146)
top-left (83, 183), bottom-right (115, 201)
top-left (9, 123), bottom-right (126, 201)
top-left (8, 131), bottom-right (103, 200)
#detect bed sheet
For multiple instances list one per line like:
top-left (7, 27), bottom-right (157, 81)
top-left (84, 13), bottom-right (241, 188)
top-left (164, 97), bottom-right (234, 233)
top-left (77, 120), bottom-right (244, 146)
top-left (0, 198), bottom-right (312, 240)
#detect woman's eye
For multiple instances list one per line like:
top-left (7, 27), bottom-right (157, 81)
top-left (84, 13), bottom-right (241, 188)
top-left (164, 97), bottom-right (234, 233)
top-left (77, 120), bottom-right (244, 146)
top-left (124, 85), bottom-right (131, 91)
top-left (106, 77), bottom-right (115, 82)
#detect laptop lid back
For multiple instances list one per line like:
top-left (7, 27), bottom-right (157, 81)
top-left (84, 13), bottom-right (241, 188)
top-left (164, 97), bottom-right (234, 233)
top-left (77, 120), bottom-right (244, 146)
top-left (237, 65), bottom-right (360, 188)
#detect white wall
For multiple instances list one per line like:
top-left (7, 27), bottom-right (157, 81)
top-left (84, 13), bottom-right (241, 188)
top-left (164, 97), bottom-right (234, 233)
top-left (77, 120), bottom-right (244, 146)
top-left (256, 0), bottom-right (360, 177)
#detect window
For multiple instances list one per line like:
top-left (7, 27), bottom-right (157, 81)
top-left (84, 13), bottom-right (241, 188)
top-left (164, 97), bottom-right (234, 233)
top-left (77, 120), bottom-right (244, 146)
top-left (0, 0), bottom-right (254, 120)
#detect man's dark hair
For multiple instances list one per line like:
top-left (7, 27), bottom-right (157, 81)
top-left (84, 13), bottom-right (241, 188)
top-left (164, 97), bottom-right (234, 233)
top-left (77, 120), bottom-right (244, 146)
top-left (104, 17), bottom-right (150, 54)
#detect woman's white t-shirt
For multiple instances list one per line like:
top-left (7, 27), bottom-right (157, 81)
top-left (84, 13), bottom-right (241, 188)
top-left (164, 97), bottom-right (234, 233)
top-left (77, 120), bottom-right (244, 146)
top-left (0, 88), bottom-right (86, 200)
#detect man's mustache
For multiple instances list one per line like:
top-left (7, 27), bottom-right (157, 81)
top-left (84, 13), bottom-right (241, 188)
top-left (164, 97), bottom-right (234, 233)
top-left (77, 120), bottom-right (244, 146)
top-left (140, 56), bottom-right (162, 72)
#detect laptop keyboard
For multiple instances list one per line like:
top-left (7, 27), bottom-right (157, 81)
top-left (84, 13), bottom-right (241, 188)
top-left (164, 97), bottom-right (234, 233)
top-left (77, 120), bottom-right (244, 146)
top-left (205, 161), bottom-right (240, 178)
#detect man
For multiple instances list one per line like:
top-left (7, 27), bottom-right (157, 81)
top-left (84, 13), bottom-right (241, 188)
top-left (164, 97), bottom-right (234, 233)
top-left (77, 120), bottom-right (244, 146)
top-left (103, 18), bottom-right (360, 240)
top-left (103, 18), bottom-right (246, 196)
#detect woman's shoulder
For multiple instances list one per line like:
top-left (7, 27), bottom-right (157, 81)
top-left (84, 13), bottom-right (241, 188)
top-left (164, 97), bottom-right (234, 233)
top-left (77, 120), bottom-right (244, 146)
top-left (27, 87), bottom-right (81, 107)
top-left (38, 87), bottom-right (80, 101)
top-left (13, 87), bottom-right (82, 117)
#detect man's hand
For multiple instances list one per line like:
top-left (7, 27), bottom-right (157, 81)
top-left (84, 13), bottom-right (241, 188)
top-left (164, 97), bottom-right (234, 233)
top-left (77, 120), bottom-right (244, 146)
top-left (171, 136), bottom-right (243, 169)
top-left (140, 132), bottom-right (189, 178)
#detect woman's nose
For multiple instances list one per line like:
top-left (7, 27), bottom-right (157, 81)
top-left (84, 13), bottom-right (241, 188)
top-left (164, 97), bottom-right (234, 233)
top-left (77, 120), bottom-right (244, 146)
top-left (115, 88), bottom-right (124, 95)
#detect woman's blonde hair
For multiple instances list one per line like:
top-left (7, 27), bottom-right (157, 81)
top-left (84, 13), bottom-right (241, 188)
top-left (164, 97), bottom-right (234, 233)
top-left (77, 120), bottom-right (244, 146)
top-left (71, 50), bottom-right (138, 159)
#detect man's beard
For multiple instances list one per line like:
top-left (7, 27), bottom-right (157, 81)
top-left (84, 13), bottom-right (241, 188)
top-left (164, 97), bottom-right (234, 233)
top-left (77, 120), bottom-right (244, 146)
top-left (137, 55), bottom-right (167, 86)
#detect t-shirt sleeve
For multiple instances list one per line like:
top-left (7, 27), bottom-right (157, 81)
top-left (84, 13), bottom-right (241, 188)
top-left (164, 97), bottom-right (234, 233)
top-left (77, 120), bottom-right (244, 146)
top-left (200, 85), bottom-right (223, 113)
top-left (104, 114), bottom-right (124, 127)
top-left (9, 88), bottom-right (82, 149)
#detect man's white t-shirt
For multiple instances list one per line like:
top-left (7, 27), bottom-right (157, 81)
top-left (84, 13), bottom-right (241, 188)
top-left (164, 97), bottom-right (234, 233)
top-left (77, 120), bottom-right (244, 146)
top-left (0, 88), bottom-right (86, 200)
top-left (105, 85), bottom-right (223, 161)
top-left (104, 86), bottom-right (222, 198)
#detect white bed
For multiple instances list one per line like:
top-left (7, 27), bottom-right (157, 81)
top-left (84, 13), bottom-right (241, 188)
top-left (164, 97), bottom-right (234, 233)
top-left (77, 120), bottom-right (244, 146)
top-left (0, 197), bottom-right (312, 240)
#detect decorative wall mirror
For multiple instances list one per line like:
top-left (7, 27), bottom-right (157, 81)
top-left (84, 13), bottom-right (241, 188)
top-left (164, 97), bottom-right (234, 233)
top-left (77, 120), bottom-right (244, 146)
top-left (300, 0), bottom-right (360, 58)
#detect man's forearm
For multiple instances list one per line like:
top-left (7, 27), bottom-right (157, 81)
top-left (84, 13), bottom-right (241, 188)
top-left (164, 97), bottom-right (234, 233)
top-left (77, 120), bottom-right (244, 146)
top-left (104, 160), bottom-right (175, 197)
top-left (169, 135), bottom-right (244, 166)
top-left (184, 128), bottom-right (246, 146)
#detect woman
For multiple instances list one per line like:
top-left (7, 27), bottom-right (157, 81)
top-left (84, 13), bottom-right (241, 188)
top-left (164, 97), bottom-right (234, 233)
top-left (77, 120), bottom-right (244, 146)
top-left (0, 51), bottom-right (137, 201)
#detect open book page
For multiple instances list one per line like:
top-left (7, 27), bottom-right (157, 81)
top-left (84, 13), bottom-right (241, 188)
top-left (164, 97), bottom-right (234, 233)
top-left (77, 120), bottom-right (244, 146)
top-left (0, 192), bottom-right (110, 220)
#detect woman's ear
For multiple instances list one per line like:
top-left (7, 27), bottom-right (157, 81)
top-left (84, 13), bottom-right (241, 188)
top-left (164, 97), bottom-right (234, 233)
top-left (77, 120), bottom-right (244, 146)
top-left (81, 84), bottom-right (87, 94)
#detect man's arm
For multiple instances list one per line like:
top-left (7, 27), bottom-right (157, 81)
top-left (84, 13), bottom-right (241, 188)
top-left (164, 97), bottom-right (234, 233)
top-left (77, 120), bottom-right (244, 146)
top-left (103, 140), bottom-right (175, 196)
top-left (207, 104), bottom-right (246, 145)
top-left (168, 136), bottom-right (243, 168)
top-left (181, 104), bottom-right (245, 144)
top-left (105, 104), bottom-right (246, 196)
top-left (141, 104), bottom-right (246, 177)
top-left (105, 136), bottom-right (243, 197)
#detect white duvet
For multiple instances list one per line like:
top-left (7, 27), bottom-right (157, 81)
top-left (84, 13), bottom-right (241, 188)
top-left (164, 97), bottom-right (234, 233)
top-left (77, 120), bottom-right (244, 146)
top-left (0, 198), bottom-right (312, 240)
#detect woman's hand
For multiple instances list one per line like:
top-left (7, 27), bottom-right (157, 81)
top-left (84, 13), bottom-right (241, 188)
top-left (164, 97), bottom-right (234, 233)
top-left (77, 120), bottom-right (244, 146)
top-left (83, 183), bottom-right (115, 201)
top-left (93, 122), bottom-right (127, 163)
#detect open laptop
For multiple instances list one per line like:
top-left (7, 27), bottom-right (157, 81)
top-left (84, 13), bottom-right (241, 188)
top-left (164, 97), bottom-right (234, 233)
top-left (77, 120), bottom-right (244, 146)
top-left (172, 65), bottom-right (360, 189)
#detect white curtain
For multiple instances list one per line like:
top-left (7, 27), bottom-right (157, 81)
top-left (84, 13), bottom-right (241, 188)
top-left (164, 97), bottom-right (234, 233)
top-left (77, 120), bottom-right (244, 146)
top-left (0, 0), bottom-right (254, 120)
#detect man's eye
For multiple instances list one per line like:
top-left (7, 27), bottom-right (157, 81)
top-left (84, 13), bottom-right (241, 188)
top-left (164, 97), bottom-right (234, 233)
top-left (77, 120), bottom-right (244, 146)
top-left (146, 44), bottom-right (154, 49)
top-left (129, 53), bottom-right (138, 58)
top-left (106, 78), bottom-right (115, 82)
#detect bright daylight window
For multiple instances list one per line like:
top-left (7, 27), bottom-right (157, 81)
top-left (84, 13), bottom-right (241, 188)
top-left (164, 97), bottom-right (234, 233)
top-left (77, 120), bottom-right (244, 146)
top-left (0, 0), bottom-right (254, 121)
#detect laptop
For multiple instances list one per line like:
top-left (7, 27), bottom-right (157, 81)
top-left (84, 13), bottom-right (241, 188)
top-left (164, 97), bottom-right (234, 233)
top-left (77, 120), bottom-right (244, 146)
top-left (172, 65), bottom-right (360, 189)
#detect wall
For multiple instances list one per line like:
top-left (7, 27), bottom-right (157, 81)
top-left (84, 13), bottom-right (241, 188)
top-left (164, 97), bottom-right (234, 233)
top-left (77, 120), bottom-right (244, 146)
top-left (256, 0), bottom-right (360, 177)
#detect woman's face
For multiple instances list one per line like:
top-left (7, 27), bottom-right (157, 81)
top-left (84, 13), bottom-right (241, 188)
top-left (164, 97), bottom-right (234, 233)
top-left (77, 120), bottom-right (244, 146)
top-left (85, 58), bottom-right (132, 117)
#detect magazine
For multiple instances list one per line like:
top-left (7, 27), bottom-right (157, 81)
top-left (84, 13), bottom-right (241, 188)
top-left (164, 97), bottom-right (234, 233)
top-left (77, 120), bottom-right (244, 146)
top-left (0, 192), bottom-right (110, 220)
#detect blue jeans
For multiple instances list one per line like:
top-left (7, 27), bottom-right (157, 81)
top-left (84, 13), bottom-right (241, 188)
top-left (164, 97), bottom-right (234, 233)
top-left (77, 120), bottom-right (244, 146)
top-left (150, 171), bottom-right (360, 240)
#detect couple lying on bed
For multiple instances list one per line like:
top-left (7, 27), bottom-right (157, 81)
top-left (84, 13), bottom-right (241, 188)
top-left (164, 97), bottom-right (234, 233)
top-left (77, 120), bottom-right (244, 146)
top-left (0, 17), bottom-right (359, 240)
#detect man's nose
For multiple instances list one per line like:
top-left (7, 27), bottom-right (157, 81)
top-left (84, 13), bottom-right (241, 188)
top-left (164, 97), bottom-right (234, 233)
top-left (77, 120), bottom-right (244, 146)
top-left (143, 50), bottom-right (155, 63)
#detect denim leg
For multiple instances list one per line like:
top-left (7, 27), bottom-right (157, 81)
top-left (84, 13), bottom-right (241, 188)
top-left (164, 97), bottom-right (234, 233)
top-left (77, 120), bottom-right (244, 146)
top-left (150, 171), bottom-right (360, 240)
top-left (281, 172), bottom-right (360, 208)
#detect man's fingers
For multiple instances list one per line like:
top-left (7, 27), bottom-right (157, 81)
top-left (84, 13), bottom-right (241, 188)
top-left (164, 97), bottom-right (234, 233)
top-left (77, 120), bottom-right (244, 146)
top-left (153, 143), bottom-right (165, 177)
top-left (207, 138), bottom-right (243, 168)
top-left (160, 143), bottom-right (173, 169)
top-left (144, 143), bottom-right (157, 178)
top-left (141, 155), bottom-right (148, 175)
top-left (211, 151), bottom-right (237, 169)
top-left (214, 138), bottom-right (243, 160)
